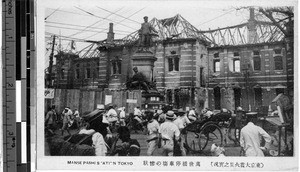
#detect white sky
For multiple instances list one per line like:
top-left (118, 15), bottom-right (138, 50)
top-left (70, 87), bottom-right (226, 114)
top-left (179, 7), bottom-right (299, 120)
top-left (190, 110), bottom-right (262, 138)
top-left (41, 0), bottom-right (297, 67)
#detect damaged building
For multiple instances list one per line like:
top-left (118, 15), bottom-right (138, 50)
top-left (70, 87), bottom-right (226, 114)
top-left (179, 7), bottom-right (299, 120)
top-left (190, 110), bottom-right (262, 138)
top-left (51, 9), bottom-right (293, 112)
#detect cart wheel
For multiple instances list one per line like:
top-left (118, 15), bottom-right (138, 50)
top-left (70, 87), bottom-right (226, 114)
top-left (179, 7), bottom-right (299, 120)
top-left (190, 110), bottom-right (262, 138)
top-left (184, 129), bottom-right (204, 153)
top-left (198, 122), bottom-right (223, 153)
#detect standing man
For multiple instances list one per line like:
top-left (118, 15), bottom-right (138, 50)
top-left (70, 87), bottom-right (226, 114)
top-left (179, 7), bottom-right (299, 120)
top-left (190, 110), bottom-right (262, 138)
top-left (158, 111), bottom-right (180, 156)
top-left (45, 105), bottom-right (57, 136)
top-left (146, 113), bottom-right (160, 156)
top-left (139, 16), bottom-right (158, 49)
top-left (61, 107), bottom-right (72, 136)
top-left (173, 108), bottom-right (191, 156)
top-left (240, 113), bottom-right (271, 156)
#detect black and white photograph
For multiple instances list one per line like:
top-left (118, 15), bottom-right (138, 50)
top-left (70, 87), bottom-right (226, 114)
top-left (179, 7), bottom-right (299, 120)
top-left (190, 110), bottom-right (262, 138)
top-left (36, 0), bottom-right (298, 171)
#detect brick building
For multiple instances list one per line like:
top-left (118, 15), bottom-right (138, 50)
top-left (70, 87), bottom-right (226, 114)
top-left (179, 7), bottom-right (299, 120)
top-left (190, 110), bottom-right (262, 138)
top-left (207, 42), bottom-right (287, 112)
top-left (51, 12), bottom-right (291, 112)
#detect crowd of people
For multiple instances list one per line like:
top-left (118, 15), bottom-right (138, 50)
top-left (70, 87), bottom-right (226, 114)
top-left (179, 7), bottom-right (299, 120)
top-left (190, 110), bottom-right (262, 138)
top-left (45, 104), bottom-right (291, 157)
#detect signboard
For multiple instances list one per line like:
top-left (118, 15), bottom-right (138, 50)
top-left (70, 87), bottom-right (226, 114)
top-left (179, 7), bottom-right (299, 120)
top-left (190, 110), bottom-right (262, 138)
top-left (44, 88), bottom-right (55, 99)
top-left (105, 95), bottom-right (112, 105)
top-left (126, 99), bottom-right (137, 103)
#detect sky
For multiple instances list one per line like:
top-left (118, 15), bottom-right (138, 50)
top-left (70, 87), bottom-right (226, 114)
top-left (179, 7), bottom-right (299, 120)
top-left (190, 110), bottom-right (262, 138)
top-left (41, 0), bottom-right (297, 67)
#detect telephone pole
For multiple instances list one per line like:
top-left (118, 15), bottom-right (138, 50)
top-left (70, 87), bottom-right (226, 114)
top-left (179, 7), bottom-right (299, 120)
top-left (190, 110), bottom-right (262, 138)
top-left (47, 35), bottom-right (56, 88)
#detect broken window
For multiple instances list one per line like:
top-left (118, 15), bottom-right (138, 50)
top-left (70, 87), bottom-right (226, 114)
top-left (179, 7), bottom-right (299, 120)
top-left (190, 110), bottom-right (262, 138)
top-left (75, 69), bottom-right (80, 79)
top-left (253, 56), bottom-right (261, 71)
top-left (214, 60), bottom-right (220, 72)
top-left (111, 56), bottom-right (122, 74)
top-left (167, 51), bottom-right (179, 72)
top-left (234, 52), bottom-right (239, 56)
top-left (233, 59), bottom-right (240, 72)
top-left (61, 69), bottom-right (65, 79)
top-left (86, 68), bottom-right (91, 78)
top-left (274, 56), bottom-right (283, 70)
top-left (214, 53), bottom-right (219, 58)
top-left (168, 58), bottom-right (173, 71)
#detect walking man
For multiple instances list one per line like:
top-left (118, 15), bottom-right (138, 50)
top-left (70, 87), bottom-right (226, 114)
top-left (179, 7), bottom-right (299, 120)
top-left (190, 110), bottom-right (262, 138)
top-left (61, 107), bottom-right (72, 136)
top-left (158, 111), bottom-right (180, 156)
top-left (173, 108), bottom-right (191, 156)
top-left (240, 113), bottom-right (271, 156)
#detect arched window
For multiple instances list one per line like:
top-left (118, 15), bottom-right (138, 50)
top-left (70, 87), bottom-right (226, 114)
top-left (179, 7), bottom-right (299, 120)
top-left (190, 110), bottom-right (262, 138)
top-left (274, 56), bottom-right (283, 70)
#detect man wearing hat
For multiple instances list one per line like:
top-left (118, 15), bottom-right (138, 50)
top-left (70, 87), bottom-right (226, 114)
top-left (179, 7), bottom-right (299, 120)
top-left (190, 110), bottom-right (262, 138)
top-left (240, 112), bottom-right (271, 156)
top-left (139, 16), bottom-right (158, 48)
top-left (158, 110), bottom-right (180, 156)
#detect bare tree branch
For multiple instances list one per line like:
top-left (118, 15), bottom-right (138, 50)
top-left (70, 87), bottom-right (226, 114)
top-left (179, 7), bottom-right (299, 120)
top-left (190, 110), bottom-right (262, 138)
top-left (259, 8), bottom-right (288, 36)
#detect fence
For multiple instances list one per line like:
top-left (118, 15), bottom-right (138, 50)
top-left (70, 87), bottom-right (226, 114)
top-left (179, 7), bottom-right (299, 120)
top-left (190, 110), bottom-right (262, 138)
top-left (45, 89), bottom-right (142, 115)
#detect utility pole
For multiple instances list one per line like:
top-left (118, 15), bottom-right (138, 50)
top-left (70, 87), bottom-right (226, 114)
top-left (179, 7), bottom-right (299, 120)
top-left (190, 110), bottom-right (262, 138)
top-left (48, 35), bottom-right (56, 88)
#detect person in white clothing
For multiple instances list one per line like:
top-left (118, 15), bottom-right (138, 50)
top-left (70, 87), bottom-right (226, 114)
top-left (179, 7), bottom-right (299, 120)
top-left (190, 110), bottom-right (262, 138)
top-left (188, 107), bottom-right (197, 122)
top-left (80, 109), bottom-right (110, 156)
top-left (158, 111), bottom-right (180, 156)
top-left (106, 105), bottom-right (118, 123)
top-left (134, 106), bottom-right (143, 123)
top-left (146, 113), bottom-right (160, 156)
top-left (118, 107), bottom-right (126, 126)
top-left (173, 108), bottom-right (191, 156)
top-left (61, 107), bottom-right (72, 136)
top-left (240, 113), bottom-right (271, 157)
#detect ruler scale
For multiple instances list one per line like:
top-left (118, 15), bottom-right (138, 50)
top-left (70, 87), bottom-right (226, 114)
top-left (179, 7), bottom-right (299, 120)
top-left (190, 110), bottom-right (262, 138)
top-left (3, 0), bottom-right (33, 171)
top-left (2, 0), bottom-right (17, 172)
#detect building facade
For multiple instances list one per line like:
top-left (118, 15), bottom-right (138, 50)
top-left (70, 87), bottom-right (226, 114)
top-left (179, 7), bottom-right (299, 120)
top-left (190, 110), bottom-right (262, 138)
top-left (51, 12), bottom-right (291, 112)
top-left (207, 42), bottom-right (287, 112)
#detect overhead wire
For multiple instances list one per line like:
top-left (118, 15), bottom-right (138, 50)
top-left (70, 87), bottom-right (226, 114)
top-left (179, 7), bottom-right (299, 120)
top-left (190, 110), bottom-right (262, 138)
top-left (74, 6), bottom-right (136, 31)
top-left (45, 7), bottom-right (60, 21)
top-left (46, 7), bottom-right (93, 17)
top-left (45, 24), bottom-right (129, 35)
top-left (197, 9), bottom-right (236, 27)
top-left (67, 7), bottom-right (124, 38)
top-left (83, 7), bottom-right (146, 40)
top-left (45, 21), bottom-right (132, 33)
top-left (96, 6), bottom-right (140, 24)
top-left (45, 31), bottom-right (89, 42)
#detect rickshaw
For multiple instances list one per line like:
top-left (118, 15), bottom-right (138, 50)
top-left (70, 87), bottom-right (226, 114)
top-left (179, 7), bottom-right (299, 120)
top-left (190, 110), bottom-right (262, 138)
top-left (182, 110), bottom-right (238, 154)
